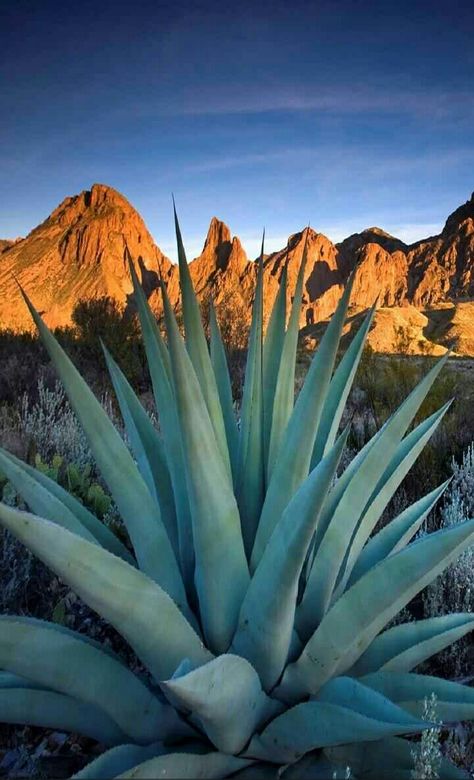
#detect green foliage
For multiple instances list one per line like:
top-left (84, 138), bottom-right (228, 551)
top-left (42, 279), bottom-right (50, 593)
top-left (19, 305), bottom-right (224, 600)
top-left (0, 216), bottom-right (473, 779)
top-left (33, 453), bottom-right (112, 518)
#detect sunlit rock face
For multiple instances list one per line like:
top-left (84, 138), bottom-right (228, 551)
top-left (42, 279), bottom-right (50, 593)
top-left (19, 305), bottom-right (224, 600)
top-left (2, 185), bottom-right (474, 354)
top-left (0, 183), bottom-right (172, 331)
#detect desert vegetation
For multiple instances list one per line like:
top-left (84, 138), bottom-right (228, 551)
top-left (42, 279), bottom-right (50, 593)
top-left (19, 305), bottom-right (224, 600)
top-left (1, 223), bottom-right (474, 778)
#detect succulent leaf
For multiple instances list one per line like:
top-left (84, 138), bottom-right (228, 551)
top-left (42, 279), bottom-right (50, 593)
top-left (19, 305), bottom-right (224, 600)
top-left (173, 204), bottom-right (231, 475)
top-left (0, 505), bottom-right (210, 678)
top-left (347, 480), bottom-right (450, 587)
top-left (72, 743), bottom-right (166, 779)
top-left (102, 343), bottom-right (179, 557)
top-left (350, 613), bottom-right (474, 676)
top-left (326, 737), bottom-right (413, 778)
top-left (266, 242), bottom-right (306, 480)
top-left (161, 282), bottom-right (249, 652)
top-left (128, 257), bottom-right (195, 589)
top-left (278, 517), bottom-right (474, 700)
top-left (0, 446), bottom-right (133, 563)
top-left (0, 447), bottom-right (99, 545)
top-left (0, 617), bottom-right (184, 743)
top-left (362, 671), bottom-right (474, 722)
top-left (298, 366), bottom-right (450, 634)
top-left (18, 287), bottom-right (185, 600)
top-left (116, 751), bottom-right (253, 779)
top-left (325, 737), bottom-right (469, 779)
top-left (231, 428), bottom-right (349, 690)
top-left (251, 271), bottom-right (355, 570)
top-left (333, 400), bottom-right (452, 602)
top-left (161, 655), bottom-right (282, 754)
top-left (236, 237), bottom-right (265, 555)
top-left (262, 261), bottom-right (287, 479)
top-left (0, 688), bottom-right (126, 746)
top-left (247, 683), bottom-right (428, 764)
top-left (311, 304), bottom-right (376, 465)
top-left (209, 300), bottom-right (239, 480)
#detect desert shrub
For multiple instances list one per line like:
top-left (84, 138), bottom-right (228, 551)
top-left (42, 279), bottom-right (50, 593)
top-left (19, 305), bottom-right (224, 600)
top-left (70, 297), bottom-right (148, 391)
top-left (19, 378), bottom-right (92, 468)
top-left (411, 694), bottom-right (442, 779)
top-left (0, 329), bottom-right (51, 407)
top-left (422, 443), bottom-right (474, 678)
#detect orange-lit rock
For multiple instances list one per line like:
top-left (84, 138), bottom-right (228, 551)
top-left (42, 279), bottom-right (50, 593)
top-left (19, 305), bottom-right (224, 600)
top-left (0, 184), bottom-right (172, 331)
top-left (1, 185), bottom-right (474, 355)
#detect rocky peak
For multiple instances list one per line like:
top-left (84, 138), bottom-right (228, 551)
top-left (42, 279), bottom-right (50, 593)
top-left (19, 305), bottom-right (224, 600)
top-left (0, 184), bottom-right (171, 331)
top-left (338, 227), bottom-right (407, 262)
top-left (198, 217), bottom-right (233, 271)
top-left (203, 216), bottom-right (232, 250)
top-left (442, 192), bottom-right (474, 237)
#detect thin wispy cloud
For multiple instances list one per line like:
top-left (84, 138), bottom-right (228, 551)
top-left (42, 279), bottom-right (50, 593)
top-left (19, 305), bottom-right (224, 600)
top-left (148, 84), bottom-right (474, 119)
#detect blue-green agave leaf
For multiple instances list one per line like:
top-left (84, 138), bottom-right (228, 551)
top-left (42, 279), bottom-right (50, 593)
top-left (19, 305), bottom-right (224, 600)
top-left (0, 617), bottom-right (184, 744)
top-left (314, 675), bottom-right (431, 725)
top-left (19, 287), bottom-right (186, 604)
top-left (362, 671), bottom-right (474, 722)
top-left (350, 613), bottom-right (474, 676)
top-left (347, 480), bottom-right (450, 587)
top-left (325, 737), bottom-right (468, 779)
top-left (266, 235), bottom-right (307, 481)
top-left (311, 304), bottom-right (376, 466)
top-left (0, 448), bottom-right (99, 545)
top-left (161, 283), bottom-right (249, 652)
top-left (117, 751), bottom-right (253, 779)
top-left (0, 672), bottom-right (43, 690)
top-left (251, 272), bottom-right (355, 570)
top-left (297, 358), bottom-right (450, 637)
top-left (73, 743), bottom-right (166, 779)
top-left (334, 401), bottom-right (452, 601)
top-left (173, 204), bottom-right (231, 475)
top-left (209, 300), bottom-right (239, 480)
top-left (0, 449), bottom-right (133, 564)
top-left (282, 753), bottom-right (346, 779)
top-left (102, 344), bottom-right (178, 557)
top-left (231, 428), bottom-right (349, 690)
top-left (277, 517), bottom-right (474, 701)
top-left (161, 655), bottom-right (282, 754)
top-left (0, 506), bottom-right (211, 681)
top-left (231, 765), bottom-right (278, 779)
top-left (262, 260), bottom-right (287, 478)
top-left (246, 683), bottom-right (427, 765)
top-left (306, 353), bottom-right (448, 590)
top-left (128, 258), bottom-right (194, 589)
top-left (0, 688), bottom-right (125, 746)
top-left (236, 236), bottom-right (265, 556)
top-left (0, 615), bottom-right (121, 661)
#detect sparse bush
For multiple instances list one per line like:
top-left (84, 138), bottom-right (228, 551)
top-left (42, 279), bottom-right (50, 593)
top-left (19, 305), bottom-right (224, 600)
top-left (411, 694), bottom-right (442, 779)
top-left (19, 378), bottom-right (91, 468)
top-left (423, 442), bottom-right (474, 678)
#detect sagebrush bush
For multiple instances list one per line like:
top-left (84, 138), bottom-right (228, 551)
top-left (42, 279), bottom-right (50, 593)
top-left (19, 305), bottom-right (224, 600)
top-left (423, 442), bottom-right (474, 678)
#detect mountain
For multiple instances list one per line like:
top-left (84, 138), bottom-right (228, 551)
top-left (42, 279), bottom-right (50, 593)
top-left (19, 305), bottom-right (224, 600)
top-left (0, 184), bottom-right (172, 330)
top-left (1, 184), bottom-right (474, 355)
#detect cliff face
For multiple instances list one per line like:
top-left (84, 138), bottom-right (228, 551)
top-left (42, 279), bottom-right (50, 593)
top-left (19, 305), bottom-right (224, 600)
top-left (407, 194), bottom-right (474, 306)
top-left (2, 185), bottom-right (474, 354)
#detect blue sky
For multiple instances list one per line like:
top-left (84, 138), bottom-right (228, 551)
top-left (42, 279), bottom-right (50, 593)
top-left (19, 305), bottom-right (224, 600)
top-left (1, 0), bottom-right (473, 260)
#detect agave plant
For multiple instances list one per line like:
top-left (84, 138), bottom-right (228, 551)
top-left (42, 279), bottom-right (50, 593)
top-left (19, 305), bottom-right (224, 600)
top-left (1, 211), bottom-right (474, 779)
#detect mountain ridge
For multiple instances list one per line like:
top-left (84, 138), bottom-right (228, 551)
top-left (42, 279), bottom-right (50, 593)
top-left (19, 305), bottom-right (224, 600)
top-left (1, 184), bottom-right (474, 355)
